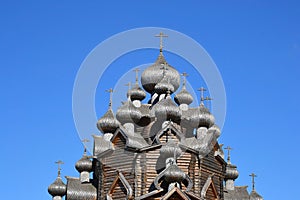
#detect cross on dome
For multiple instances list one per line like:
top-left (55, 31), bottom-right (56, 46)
top-left (133, 68), bottom-right (140, 84)
top-left (203, 96), bottom-right (213, 110)
top-left (224, 146), bottom-right (233, 163)
top-left (155, 32), bottom-right (168, 52)
top-left (55, 160), bottom-right (64, 177)
top-left (249, 173), bottom-right (257, 191)
top-left (82, 138), bottom-right (90, 155)
top-left (197, 87), bottom-right (207, 104)
top-left (106, 88), bottom-right (113, 107)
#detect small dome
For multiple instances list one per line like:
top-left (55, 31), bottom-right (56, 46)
top-left (160, 142), bottom-right (182, 159)
top-left (75, 155), bottom-right (93, 173)
top-left (198, 103), bottom-right (215, 128)
top-left (250, 190), bottom-right (264, 200)
top-left (48, 177), bottom-right (67, 197)
top-left (116, 98), bottom-right (142, 124)
top-left (164, 165), bottom-right (186, 183)
top-left (154, 75), bottom-right (175, 94)
top-left (151, 93), bottom-right (182, 124)
top-left (225, 163), bottom-right (239, 180)
top-left (181, 104), bottom-right (214, 129)
top-left (181, 108), bottom-right (201, 128)
top-left (174, 85), bottom-right (193, 105)
top-left (127, 85), bottom-right (146, 101)
top-left (97, 108), bottom-right (120, 134)
top-left (116, 98), bottom-right (151, 127)
top-left (141, 53), bottom-right (180, 94)
top-left (175, 92), bottom-right (193, 105)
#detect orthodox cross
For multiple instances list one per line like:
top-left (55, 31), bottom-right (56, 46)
top-left (82, 138), bottom-right (90, 155)
top-left (133, 68), bottom-right (140, 85)
top-left (203, 96), bottom-right (213, 110)
top-left (106, 88), bottom-right (113, 107)
top-left (224, 146), bottom-right (233, 163)
top-left (155, 32), bottom-right (168, 52)
top-left (249, 173), bottom-right (257, 191)
top-left (55, 160), bottom-right (64, 177)
top-left (197, 87), bottom-right (206, 103)
top-left (181, 72), bottom-right (188, 86)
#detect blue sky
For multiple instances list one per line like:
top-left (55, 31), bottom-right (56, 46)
top-left (1, 1), bottom-right (300, 199)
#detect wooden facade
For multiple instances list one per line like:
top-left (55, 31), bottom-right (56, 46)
top-left (94, 126), bottom-right (226, 200)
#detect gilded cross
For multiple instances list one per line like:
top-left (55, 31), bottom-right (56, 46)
top-left (106, 88), bottom-right (113, 107)
top-left (155, 32), bottom-right (168, 52)
top-left (249, 173), bottom-right (257, 191)
top-left (224, 146), bottom-right (233, 163)
top-left (197, 87), bottom-right (206, 103)
top-left (55, 160), bottom-right (64, 177)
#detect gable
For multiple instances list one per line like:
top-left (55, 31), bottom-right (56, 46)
top-left (107, 171), bottom-right (133, 200)
top-left (201, 175), bottom-right (219, 200)
top-left (111, 130), bottom-right (127, 148)
top-left (152, 124), bottom-right (184, 145)
top-left (162, 187), bottom-right (191, 200)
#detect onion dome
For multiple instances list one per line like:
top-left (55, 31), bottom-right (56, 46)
top-left (75, 155), bottom-right (93, 173)
top-left (127, 85), bottom-right (146, 101)
top-left (141, 53), bottom-right (180, 94)
top-left (127, 69), bottom-right (146, 101)
top-left (154, 74), bottom-right (175, 94)
top-left (250, 190), bottom-right (264, 200)
top-left (164, 164), bottom-right (186, 183)
top-left (174, 73), bottom-right (193, 105)
top-left (160, 142), bottom-right (182, 159)
top-left (174, 85), bottom-right (193, 105)
top-left (225, 163), bottom-right (239, 180)
top-left (116, 98), bottom-right (142, 124)
top-left (181, 108), bottom-right (201, 128)
top-left (180, 103), bottom-right (214, 129)
top-left (48, 177), bottom-right (67, 197)
top-left (198, 103), bottom-right (215, 128)
top-left (151, 92), bottom-right (182, 124)
top-left (97, 89), bottom-right (120, 133)
top-left (97, 108), bottom-right (119, 133)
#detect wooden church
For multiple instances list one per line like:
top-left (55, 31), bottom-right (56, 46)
top-left (48, 34), bottom-right (264, 200)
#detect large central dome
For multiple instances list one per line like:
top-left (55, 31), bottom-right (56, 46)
top-left (141, 52), bottom-right (180, 94)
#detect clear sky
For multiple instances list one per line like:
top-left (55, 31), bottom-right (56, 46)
top-left (1, 1), bottom-right (300, 199)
